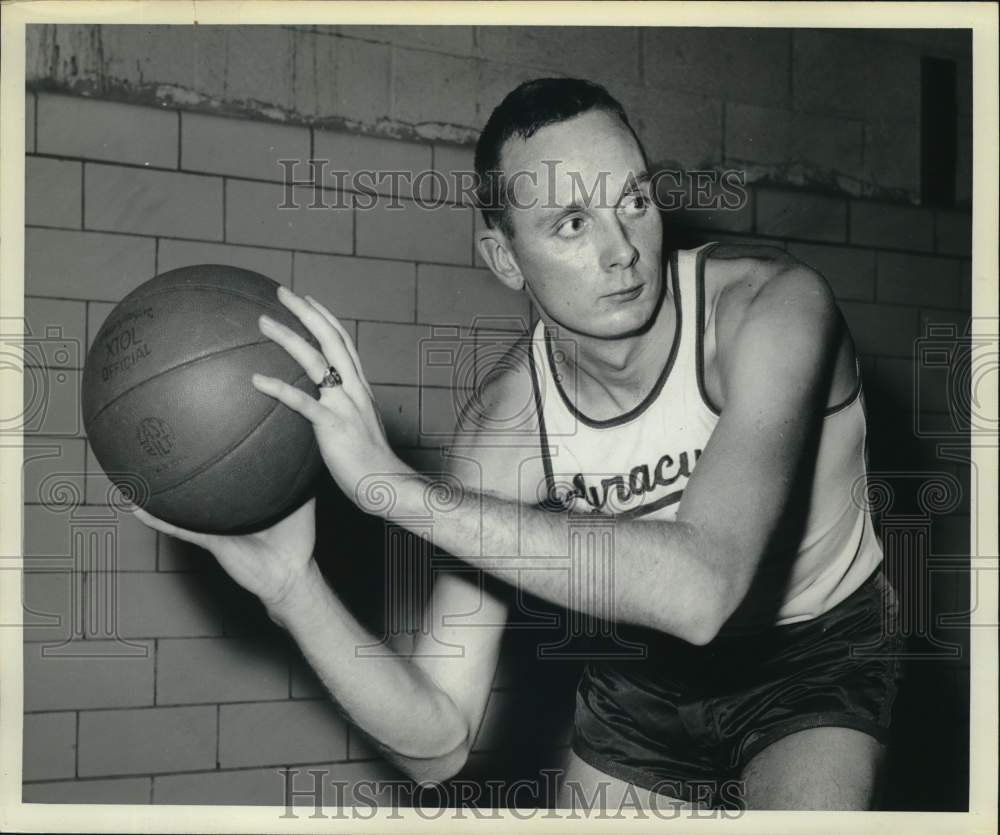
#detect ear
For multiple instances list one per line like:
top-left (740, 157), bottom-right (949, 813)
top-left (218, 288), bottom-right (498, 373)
top-left (477, 228), bottom-right (525, 292)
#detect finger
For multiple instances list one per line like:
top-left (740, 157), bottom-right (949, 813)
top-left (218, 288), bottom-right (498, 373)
top-left (303, 296), bottom-right (374, 398)
top-left (302, 295), bottom-right (360, 368)
top-left (276, 287), bottom-right (362, 397)
top-left (131, 506), bottom-right (211, 548)
top-left (252, 373), bottom-right (336, 425)
top-left (258, 314), bottom-right (329, 384)
top-left (302, 297), bottom-right (384, 438)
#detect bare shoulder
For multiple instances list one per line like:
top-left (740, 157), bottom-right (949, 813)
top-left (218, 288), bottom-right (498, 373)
top-left (459, 334), bottom-right (539, 430)
top-left (702, 243), bottom-right (855, 408)
top-left (444, 334), bottom-right (546, 503)
top-left (705, 243), bottom-right (833, 320)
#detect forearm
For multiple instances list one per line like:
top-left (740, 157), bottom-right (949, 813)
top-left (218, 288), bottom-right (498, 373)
top-left (267, 560), bottom-right (470, 780)
top-left (392, 474), bottom-right (723, 644)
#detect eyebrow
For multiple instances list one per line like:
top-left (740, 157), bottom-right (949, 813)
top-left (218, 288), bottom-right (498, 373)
top-left (535, 200), bottom-right (587, 223)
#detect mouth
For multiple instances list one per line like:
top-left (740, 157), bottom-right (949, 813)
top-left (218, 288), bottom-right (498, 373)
top-left (603, 284), bottom-right (645, 302)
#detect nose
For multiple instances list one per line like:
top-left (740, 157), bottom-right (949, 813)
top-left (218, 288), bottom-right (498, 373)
top-left (599, 215), bottom-right (639, 272)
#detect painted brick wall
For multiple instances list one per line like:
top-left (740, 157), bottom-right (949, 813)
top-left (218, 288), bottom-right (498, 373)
top-left (22, 24), bottom-right (973, 811)
top-left (21, 89), bottom-right (543, 806)
top-left (26, 25), bottom-right (972, 204)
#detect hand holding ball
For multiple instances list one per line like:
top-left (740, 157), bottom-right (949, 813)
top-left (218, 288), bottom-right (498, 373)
top-left (82, 265), bottom-right (325, 533)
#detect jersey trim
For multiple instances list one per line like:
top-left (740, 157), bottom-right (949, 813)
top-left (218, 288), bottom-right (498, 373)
top-left (694, 241), bottom-right (725, 417)
top-left (543, 250), bottom-right (683, 430)
top-left (823, 358), bottom-right (864, 416)
top-left (695, 243), bottom-right (865, 418)
top-left (527, 333), bottom-right (560, 510)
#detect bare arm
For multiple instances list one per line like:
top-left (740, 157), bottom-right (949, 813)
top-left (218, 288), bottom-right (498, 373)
top-left (265, 553), bottom-right (506, 784)
top-left (258, 271), bottom-right (843, 649)
top-left (383, 264), bottom-right (844, 644)
top-left (264, 381), bottom-right (529, 782)
top-left (134, 295), bottom-right (517, 785)
top-left (133, 496), bottom-right (494, 784)
top-left (262, 417), bottom-right (531, 785)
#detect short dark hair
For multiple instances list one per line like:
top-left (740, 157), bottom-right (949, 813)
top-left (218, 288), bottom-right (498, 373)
top-left (474, 78), bottom-right (646, 239)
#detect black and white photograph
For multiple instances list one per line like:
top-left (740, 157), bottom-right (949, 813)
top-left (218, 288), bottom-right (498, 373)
top-left (1, 2), bottom-right (996, 830)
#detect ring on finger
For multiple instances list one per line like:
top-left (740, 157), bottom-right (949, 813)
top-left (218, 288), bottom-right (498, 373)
top-left (318, 365), bottom-right (343, 389)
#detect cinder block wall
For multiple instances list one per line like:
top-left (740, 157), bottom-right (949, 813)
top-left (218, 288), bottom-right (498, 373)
top-left (22, 25), bottom-right (972, 809)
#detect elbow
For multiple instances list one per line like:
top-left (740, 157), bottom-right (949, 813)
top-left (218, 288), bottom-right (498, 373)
top-left (684, 607), bottom-right (724, 646)
top-left (681, 617), bottom-right (722, 647)
top-left (391, 686), bottom-right (478, 785)
top-left (675, 569), bottom-right (739, 647)
top-left (645, 597), bottom-right (723, 647)
top-left (395, 733), bottom-right (472, 786)
top-left (427, 741), bottom-right (473, 784)
top-left (687, 572), bottom-right (752, 645)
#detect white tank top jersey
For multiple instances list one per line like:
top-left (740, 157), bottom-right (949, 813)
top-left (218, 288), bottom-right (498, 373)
top-left (527, 242), bottom-right (884, 626)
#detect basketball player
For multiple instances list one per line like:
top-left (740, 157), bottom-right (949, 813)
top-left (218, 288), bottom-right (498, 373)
top-left (134, 78), bottom-right (902, 811)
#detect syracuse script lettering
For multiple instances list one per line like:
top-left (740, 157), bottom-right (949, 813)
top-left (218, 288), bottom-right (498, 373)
top-left (570, 448), bottom-right (703, 513)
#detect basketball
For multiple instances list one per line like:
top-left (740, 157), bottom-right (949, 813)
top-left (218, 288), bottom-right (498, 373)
top-left (82, 264), bottom-right (325, 534)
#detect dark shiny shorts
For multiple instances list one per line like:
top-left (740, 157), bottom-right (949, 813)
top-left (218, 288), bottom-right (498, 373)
top-left (572, 567), bottom-right (904, 806)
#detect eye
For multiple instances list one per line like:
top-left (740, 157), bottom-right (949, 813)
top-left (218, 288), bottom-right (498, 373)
top-left (555, 215), bottom-right (587, 239)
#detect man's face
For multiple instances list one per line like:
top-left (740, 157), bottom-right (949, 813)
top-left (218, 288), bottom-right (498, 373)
top-left (500, 109), bottom-right (663, 340)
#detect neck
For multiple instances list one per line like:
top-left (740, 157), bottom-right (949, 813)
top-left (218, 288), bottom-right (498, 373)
top-left (541, 276), bottom-right (676, 396)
